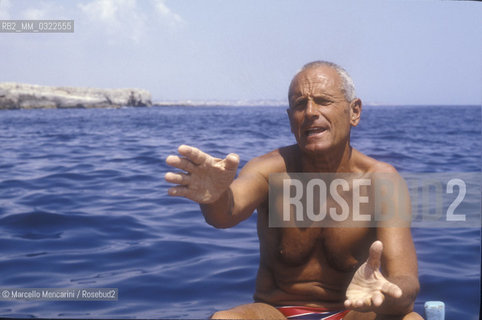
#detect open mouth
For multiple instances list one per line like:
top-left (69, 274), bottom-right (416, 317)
top-left (305, 127), bottom-right (327, 137)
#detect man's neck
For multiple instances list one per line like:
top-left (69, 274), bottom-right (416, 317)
top-left (300, 142), bottom-right (353, 173)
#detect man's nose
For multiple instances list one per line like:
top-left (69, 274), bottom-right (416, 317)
top-left (305, 100), bottom-right (318, 119)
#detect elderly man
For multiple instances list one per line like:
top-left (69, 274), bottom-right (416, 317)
top-left (165, 61), bottom-right (422, 319)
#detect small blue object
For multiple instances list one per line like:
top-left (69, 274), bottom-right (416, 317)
top-left (424, 301), bottom-right (445, 320)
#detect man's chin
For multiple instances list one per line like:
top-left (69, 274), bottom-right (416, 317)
top-left (300, 143), bottom-right (331, 155)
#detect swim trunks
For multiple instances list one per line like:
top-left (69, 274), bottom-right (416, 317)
top-left (276, 306), bottom-right (350, 320)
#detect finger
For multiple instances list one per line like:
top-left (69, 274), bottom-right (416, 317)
top-left (168, 186), bottom-right (205, 203)
top-left (354, 299), bottom-right (365, 308)
top-left (381, 281), bottom-right (403, 298)
top-left (178, 145), bottom-right (211, 165)
top-left (164, 172), bottom-right (191, 185)
top-left (223, 153), bottom-right (240, 171)
top-left (371, 292), bottom-right (385, 307)
top-left (167, 186), bottom-right (190, 197)
top-left (166, 155), bottom-right (196, 173)
top-left (167, 186), bottom-right (199, 201)
top-left (367, 240), bottom-right (383, 270)
top-left (344, 299), bottom-right (352, 309)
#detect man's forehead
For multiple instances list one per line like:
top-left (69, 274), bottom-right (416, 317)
top-left (289, 66), bottom-right (341, 96)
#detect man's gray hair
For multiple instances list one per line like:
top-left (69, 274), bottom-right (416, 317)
top-left (300, 61), bottom-right (356, 101)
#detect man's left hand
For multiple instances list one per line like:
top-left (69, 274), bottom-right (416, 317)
top-left (344, 241), bottom-right (403, 312)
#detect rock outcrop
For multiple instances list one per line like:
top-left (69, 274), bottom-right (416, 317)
top-left (0, 82), bottom-right (152, 109)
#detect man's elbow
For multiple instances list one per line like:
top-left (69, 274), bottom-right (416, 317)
top-left (410, 278), bottom-right (421, 302)
top-left (385, 275), bottom-right (420, 315)
top-left (407, 275), bottom-right (420, 297)
top-left (204, 216), bottom-right (236, 229)
top-left (402, 277), bottom-right (421, 313)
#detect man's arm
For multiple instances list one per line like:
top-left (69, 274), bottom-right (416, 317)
top-left (345, 169), bottom-right (419, 315)
top-left (376, 169), bottom-right (419, 314)
top-left (165, 145), bottom-right (269, 228)
top-left (377, 226), bottom-right (419, 314)
top-left (200, 162), bottom-right (270, 228)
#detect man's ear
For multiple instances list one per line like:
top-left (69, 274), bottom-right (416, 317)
top-left (349, 98), bottom-right (362, 127)
top-left (286, 108), bottom-right (295, 134)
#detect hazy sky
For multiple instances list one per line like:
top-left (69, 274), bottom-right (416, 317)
top-left (1, 0), bottom-right (481, 105)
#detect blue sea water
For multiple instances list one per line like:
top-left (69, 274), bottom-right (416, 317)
top-left (0, 105), bottom-right (480, 319)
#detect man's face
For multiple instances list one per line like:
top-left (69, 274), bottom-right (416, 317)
top-left (287, 66), bottom-right (359, 155)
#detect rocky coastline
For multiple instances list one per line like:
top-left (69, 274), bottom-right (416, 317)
top-left (0, 82), bottom-right (152, 110)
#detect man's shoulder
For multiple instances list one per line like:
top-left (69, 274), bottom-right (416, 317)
top-left (242, 145), bottom-right (297, 176)
top-left (353, 151), bottom-right (408, 194)
top-left (369, 160), bottom-right (398, 174)
top-left (352, 148), bottom-right (399, 174)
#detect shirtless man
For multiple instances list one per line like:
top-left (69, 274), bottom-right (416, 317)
top-left (165, 61), bottom-right (422, 319)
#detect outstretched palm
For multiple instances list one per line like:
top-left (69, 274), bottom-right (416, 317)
top-left (344, 241), bottom-right (403, 312)
top-left (165, 145), bottom-right (239, 203)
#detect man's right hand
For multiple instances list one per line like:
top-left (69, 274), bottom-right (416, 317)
top-left (164, 145), bottom-right (240, 204)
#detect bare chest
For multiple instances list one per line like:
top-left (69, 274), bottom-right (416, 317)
top-left (278, 227), bottom-right (373, 271)
top-left (258, 198), bottom-right (374, 274)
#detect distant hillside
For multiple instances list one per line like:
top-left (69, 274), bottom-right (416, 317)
top-left (0, 82), bottom-right (152, 110)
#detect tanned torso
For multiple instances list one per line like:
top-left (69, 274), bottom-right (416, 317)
top-left (251, 144), bottom-right (387, 308)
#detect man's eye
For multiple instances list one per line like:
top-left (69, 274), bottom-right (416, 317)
top-left (294, 100), bottom-right (307, 109)
top-left (314, 97), bottom-right (332, 105)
